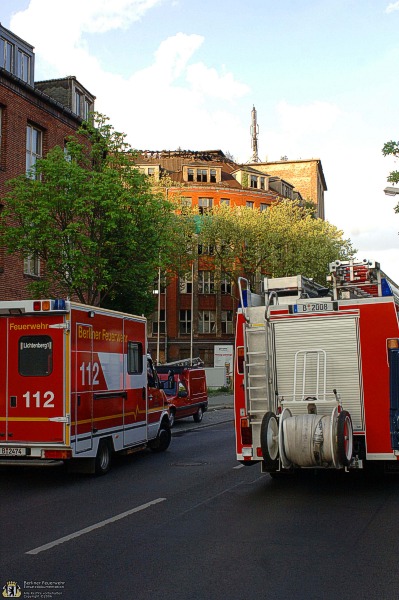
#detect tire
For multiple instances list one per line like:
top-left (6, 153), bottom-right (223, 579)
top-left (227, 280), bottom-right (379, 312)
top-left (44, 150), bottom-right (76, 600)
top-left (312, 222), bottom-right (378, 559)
top-left (337, 410), bottom-right (353, 467)
top-left (260, 411), bottom-right (279, 470)
top-left (193, 406), bottom-right (204, 423)
top-left (169, 410), bottom-right (175, 428)
top-left (95, 441), bottom-right (112, 475)
top-left (150, 422), bottom-right (171, 453)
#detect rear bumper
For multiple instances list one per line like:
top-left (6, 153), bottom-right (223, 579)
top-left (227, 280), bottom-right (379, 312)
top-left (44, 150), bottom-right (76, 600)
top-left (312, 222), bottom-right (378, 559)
top-left (0, 458), bottom-right (64, 467)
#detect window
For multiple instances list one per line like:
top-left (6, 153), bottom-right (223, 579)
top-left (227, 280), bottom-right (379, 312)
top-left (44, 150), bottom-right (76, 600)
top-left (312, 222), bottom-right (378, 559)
top-left (221, 276), bottom-right (232, 295)
top-left (17, 50), bottom-right (30, 83)
top-left (127, 342), bottom-right (143, 374)
top-left (180, 197), bottom-right (192, 214)
top-left (210, 169), bottom-right (217, 183)
top-left (198, 271), bottom-right (215, 294)
top-left (260, 177), bottom-right (266, 190)
top-left (187, 168), bottom-right (194, 182)
top-left (83, 98), bottom-right (91, 121)
top-left (24, 254), bottom-right (40, 276)
top-left (19, 335), bottom-right (52, 376)
top-left (0, 38), bottom-right (13, 72)
top-left (198, 198), bottom-right (213, 214)
top-left (198, 244), bottom-right (214, 255)
top-left (26, 124), bottom-right (42, 179)
top-left (198, 310), bottom-right (216, 334)
top-left (179, 273), bottom-right (192, 294)
top-left (260, 203), bottom-right (268, 212)
top-left (246, 201), bottom-right (254, 209)
top-left (197, 169), bottom-right (208, 182)
top-left (250, 175), bottom-right (258, 189)
top-left (75, 90), bottom-right (82, 117)
top-left (220, 198), bottom-right (230, 206)
top-left (152, 310), bottom-right (166, 335)
top-left (179, 309), bottom-right (191, 334)
top-left (221, 311), bottom-right (234, 334)
top-left (147, 167), bottom-right (155, 176)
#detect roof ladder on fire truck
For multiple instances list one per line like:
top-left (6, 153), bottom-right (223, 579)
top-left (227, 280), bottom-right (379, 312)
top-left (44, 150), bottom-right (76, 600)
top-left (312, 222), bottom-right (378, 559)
top-left (243, 322), bottom-right (270, 421)
top-left (238, 277), bottom-right (273, 421)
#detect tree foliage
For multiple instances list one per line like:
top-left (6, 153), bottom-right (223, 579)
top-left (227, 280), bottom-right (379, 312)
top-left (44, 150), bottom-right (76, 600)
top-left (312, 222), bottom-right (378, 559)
top-left (191, 201), bottom-right (355, 293)
top-left (382, 140), bottom-right (399, 212)
top-left (0, 114), bottom-right (173, 314)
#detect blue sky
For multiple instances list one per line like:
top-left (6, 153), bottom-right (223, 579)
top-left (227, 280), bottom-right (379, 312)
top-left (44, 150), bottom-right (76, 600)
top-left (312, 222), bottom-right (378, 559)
top-left (2, 0), bottom-right (399, 280)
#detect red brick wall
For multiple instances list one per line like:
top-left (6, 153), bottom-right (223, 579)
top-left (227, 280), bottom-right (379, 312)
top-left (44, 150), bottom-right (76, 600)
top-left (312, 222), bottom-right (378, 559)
top-left (0, 76), bottom-right (83, 300)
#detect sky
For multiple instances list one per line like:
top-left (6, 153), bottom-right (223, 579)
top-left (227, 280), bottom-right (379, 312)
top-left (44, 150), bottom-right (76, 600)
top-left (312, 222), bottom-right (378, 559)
top-left (2, 0), bottom-right (399, 282)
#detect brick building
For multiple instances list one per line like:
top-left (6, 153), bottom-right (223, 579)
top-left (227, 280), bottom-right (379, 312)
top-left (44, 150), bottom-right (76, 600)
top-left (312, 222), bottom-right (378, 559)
top-left (249, 158), bottom-right (327, 219)
top-left (0, 23), bottom-right (95, 300)
top-left (135, 149), bottom-right (298, 366)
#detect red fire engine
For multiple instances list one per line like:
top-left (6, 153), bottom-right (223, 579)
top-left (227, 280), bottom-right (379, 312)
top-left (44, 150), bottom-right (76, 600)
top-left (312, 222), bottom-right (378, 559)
top-left (234, 259), bottom-right (399, 476)
top-left (0, 300), bottom-right (171, 474)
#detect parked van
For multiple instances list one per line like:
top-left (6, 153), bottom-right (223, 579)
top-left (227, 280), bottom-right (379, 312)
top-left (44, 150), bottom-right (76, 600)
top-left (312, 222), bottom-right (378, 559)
top-left (156, 360), bottom-right (208, 427)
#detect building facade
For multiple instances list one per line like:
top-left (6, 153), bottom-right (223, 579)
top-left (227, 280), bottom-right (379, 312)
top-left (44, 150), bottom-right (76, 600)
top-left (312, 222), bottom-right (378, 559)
top-left (250, 158), bottom-right (327, 219)
top-left (135, 149), bottom-right (292, 367)
top-left (0, 23), bottom-right (95, 300)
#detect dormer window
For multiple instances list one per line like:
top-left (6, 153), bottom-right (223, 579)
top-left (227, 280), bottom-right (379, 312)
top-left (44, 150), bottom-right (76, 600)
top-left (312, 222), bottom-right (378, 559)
top-left (0, 26), bottom-right (34, 85)
top-left (197, 169), bottom-right (207, 182)
top-left (183, 166), bottom-right (221, 184)
top-left (1, 38), bottom-right (13, 71)
top-left (74, 85), bottom-right (94, 119)
top-left (17, 50), bottom-right (30, 83)
top-left (250, 175), bottom-right (258, 189)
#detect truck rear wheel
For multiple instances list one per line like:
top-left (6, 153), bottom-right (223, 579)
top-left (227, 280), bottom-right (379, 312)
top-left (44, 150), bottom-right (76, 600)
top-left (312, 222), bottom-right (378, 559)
top-left (193, 406), bottom-right (203, 423)
top-left (337, 410), bottom-right (353, 466)
top-left (95, 440), bottom-right (112, 475)
top-left (261, 411), bottom-right (279, 469)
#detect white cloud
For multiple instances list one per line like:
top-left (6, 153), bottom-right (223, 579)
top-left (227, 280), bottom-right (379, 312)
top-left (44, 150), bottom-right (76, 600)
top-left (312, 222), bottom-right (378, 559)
top-left (385, 2), bottom-right (399, 13)
top-left (186, 63), bottom-right (250, 101)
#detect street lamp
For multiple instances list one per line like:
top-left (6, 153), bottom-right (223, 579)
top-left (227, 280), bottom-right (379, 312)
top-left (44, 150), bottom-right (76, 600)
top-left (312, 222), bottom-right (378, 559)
top-left (384, 186), bottom-right (399, 196)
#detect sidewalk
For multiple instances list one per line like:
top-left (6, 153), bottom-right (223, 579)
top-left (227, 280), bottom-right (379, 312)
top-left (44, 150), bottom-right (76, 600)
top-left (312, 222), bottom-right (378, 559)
top-left (207, 392), bottom-right (234, 409)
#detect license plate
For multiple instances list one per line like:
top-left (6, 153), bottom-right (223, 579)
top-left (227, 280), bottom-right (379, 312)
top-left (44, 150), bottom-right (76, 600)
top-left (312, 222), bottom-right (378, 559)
top-left (294, 302), bottom-right (335, 314)
top-left (0, 447), bottom-right (26, 456)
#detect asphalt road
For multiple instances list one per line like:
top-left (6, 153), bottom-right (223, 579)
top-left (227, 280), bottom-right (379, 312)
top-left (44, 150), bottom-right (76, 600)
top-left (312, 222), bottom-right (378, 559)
top-left (2, 403), bottom-right (399, 600)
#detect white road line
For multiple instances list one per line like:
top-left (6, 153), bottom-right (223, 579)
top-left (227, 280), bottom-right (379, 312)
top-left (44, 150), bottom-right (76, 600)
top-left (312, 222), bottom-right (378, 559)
top-left (26, 497), bottom-right (166, 555)
top-left (233, 464), bottom-right (244, 469)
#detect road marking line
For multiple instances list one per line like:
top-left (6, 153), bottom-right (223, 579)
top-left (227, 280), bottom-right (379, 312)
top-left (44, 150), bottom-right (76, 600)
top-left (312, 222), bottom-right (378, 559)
top-left (233, 464), bottom-right (244, 469)
top-left (26, 497), bottom-right (166, 555)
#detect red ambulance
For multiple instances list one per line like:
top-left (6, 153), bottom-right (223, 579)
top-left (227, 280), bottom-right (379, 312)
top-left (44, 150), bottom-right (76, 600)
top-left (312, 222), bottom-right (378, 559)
top-left (0, 299), bottom-right (171, 474)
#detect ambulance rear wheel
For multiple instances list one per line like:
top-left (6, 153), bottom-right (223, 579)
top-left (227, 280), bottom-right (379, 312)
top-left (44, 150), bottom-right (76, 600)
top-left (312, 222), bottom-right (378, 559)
top-left (337, 410), bottom-right (353, 467)
top-left (95, 440), bottom-right (112, 475)
top-left (193, 406), bottom-right (203, 423)
top-left (261, 411), bottom-right (279, 469)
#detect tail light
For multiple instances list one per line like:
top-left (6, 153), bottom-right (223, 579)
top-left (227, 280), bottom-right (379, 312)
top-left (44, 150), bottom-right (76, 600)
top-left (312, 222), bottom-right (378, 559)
top-left (241, 418), bottom-right (252, 445)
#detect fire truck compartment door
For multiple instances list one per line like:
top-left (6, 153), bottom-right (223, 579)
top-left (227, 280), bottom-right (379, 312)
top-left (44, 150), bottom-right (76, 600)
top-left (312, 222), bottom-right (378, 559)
top-left (271, 315), bottom-right (364, 431)
top-left (3, 316), bottom-right (67, 443)
top-left (389, 348), bottom-right (399, 450)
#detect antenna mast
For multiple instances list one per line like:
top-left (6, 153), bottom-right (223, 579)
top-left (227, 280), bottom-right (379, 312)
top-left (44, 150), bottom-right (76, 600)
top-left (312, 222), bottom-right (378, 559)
top-left (250, 105), bottom-right (260, 162)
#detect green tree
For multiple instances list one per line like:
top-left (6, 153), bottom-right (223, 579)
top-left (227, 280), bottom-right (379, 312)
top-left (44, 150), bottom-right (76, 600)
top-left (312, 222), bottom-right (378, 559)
top-left (197, 201), bottom-right (355, 294)
top-left (0, 114), bottom-right (173, 314)
top-left (382, 140), bottom-right (399, 211)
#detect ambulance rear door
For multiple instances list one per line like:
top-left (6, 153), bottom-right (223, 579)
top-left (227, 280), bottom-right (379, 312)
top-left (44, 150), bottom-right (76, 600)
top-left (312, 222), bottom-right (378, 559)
top-left (3, 314), bottom-right (67, 445)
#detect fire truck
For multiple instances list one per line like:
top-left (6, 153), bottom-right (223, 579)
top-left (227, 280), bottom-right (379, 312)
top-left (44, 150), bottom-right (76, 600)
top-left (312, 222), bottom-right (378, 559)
top-left (234, 259), bottom-right (399, 476)
top-left (0, 299), bottom-right (171, 474)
